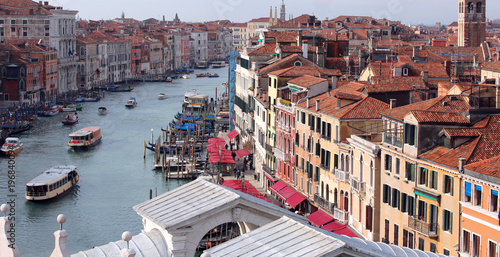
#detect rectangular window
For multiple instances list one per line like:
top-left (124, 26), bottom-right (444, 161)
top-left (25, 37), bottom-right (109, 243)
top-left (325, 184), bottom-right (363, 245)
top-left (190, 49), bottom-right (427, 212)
top-left (395, 158), bottom-right (400, 175)
top-left (444, 249), bottom-right (450, 256)
top-left (22, 27), bottom-right (27, 37)
top-left (301, 112), bottom-right (306, 124)
top-left (384, 219), bottom-right (390, 242)
top-left (474, 184), bottom-right (482, 206)
top-left (11, 19), bottom-right (15, 24)
top-left (385, 154), bottom-right (392, 172)
top-left (383, 184), bottom-right (391, 204)
top-left (404, 123), bottom-right (417, 146)
top-left (401, 193), bottom-right (408, 213)
top-left (392, 188), bottom-right (400, 209)
top-left (418, 238), bottom-right (425, 251)
top-left (443, 209), bottom-right (452, 233)
top-left (443, 175), bottom-right (453, 195)
top-left (22, 19), bottom-right (27, 24)
top-left (419, 167), bottom-right (427, 186)
top-left (418, 200), bottom-right (427, 222)
top-left (393, 224), bottom-right (399, 245)
top-left (405, 162), bottom-right (415, 182)
top-left (473, 234), bottom-right (480, 257)
top-left (430, 243), bottom-right (436, 253)
top-left (491, 189), bottom-right (498, 213)
top-left (300, 158), bottom-right (304, 170)
top-left (403, 229), bottom-right (408, 247)
top-left (463, 230), bottom-right (471, 253)
top-left (365, 205), bottom-right (373, 232)
top-left (489, 241), bottom-right (497, 257)
top-left (408, 195), bottom-right (415, 216)
top-left (465, 182), bottom-right (472, 202)
top-left (430, 170), bottom-right (438, 190)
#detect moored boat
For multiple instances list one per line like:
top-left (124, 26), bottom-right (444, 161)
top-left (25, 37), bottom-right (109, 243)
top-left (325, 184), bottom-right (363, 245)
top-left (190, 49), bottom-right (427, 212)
top-left (98, 107), bottom-right (107, 115)
top-left (25, 165), bottom-right (79, 201)
top-left (68, 127), bottom-right (102, 149)
top-left (166, 77), bottom-right (173, 83)
top-left (61, 114), bottom-right (78, 125)
top-left (62, 104), bottom-right (77, 112)
top-left (158, 93), bottom-right (168, 100)
top-left (44, 108), bottom-right (59, 117)
top-left (183, 89), bottom-right (198, 104)
top-left (211, 61), bottom-right (225, 68)
top-left (75, 105), bottom-right (83, 111)
top-left (196, 73), bottom-right (210, 77)
top-left (208, 73), bottom-right (219, 78)
top-left (181, 74), bottom-right (190, 79)
top-left (125, 97), bottom-right (137, 108)
top-left (0, 137), bottom-right (23, 155)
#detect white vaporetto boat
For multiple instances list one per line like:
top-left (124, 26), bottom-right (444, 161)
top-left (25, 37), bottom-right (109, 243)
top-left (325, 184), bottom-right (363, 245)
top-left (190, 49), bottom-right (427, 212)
top-left (25, 165), bottom-right (79, 201)
top-left (68, 127), bottom-right (102, 149)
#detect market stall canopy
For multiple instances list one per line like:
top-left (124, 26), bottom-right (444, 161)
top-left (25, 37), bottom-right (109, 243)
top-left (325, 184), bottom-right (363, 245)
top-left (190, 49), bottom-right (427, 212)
top-left (226, 130), bottom-right (239, 140)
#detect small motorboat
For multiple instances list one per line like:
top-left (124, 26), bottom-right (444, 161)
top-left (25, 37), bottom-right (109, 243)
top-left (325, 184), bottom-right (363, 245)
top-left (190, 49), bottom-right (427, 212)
top-left (75, 105), bottom-right (83, 111)
top-left (208, 73), bottom-right (219, 78)
top-left (166, 77), bottom-right (173, 83)
top-left (62, 114), bottom-right (78, 125)
top-left (0, 137), bottom-right (23, 155)
top-left (83, 97), bottom-right (100, 102)
top-left (62, 104), bottom-right (76, 112)
top-left (196, 73), bottom-right (210, 78)
top-left (98, 107), bottom-right (107, 115)
top-left (125, 97), bottom-right (137, 108)
top-left (181, 74), bottom-right (190, 79)
top-left (44, 108), bottom-right (59, 117)
top-left (158, 93), bottom-right (168, 100)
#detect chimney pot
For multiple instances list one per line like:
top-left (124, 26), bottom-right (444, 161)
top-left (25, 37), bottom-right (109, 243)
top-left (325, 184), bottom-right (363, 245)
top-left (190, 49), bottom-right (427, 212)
top-left (458, 158), bottom-right (466, 172)
top-left (306, 98), bottom-right (310, 108)
top-left (315, 99), bottom-right (320, 111)
top-left (390, 99), bottom-right (396, 109)
top-left (44, 1), bottom-right (48, 5)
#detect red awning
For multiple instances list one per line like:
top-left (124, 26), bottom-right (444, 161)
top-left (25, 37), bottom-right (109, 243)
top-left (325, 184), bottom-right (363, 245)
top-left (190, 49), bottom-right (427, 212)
top-left (235, 149), bottom-right (252, 159)
top-left (270, 181), bottom-right (287, 194)
top-left (286, 193), bottom-right (306, 208)
top-left (278, 186), bottom-right (296, 200)
top-left (222, 180), bottom-right (269, 202)
top-left (227, 130), bottom-right (239, 140)
top-left (263, 172), bottom-right (275, 182)
top-left (308, 209), bottom-right (335, 227)
top-left (322, 221), bottom-right (358, 238)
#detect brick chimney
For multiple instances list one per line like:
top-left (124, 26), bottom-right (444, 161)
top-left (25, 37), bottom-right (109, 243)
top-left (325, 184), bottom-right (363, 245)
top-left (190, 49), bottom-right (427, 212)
top-left (421, 71), bottom-right (429, 83)
top-left (315, 99), bottom-right (320, 111)
top-left (306, 98), bottom-right (310, 108)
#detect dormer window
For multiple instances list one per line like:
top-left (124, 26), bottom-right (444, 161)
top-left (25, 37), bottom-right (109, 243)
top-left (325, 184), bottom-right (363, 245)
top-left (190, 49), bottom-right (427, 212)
top-left (402, 68), bottom-right (409, 76)
top-left (294, 61), bottom-right (302, 66)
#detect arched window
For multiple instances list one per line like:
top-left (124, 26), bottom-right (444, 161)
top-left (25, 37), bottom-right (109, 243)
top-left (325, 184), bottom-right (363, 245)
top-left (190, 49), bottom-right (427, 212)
top-left (468, 2), bottom-right (474, 13)
top-left (360, 155), bottom-right (364, 182)
top-left (334, 188), bottom-right (338, 207)
top-left (476, 2), bottom-right (482, 13)
top-left (326, 184), bottom-right (330, 202)
top-left (321, 182), bottom-right (324, 198)
top-left (346, 156), bottom-right (350, 173)
top-left (302, 133), bottom-right (305, 148)
top-left (370, 160), bottom-right (374, 188)
top-left (344, 192), bottom-right (349, 212)
top-left (294, 61), bottom-right (302, 66)
top-left (19, 80), bottom-right (25, 91)
top-left (340, 153), bottom-right (345, 171)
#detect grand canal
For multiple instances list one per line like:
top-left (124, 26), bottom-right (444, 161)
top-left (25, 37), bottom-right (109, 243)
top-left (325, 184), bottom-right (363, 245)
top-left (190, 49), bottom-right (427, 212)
top-left (0, 68), bottom-right (228, 256)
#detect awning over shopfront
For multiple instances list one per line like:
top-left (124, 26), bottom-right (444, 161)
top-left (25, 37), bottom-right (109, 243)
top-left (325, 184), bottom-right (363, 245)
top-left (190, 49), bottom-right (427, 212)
top-left (270, 181), bottom-right (306, 208)
top-left (307, 209), bottom-right (335, 227)
top-left (286, 193), bottom-right (306, 208)
top-left (227, 130), bottom-right (239, 140)
top-left (321, 221), bottom-right (358, 238)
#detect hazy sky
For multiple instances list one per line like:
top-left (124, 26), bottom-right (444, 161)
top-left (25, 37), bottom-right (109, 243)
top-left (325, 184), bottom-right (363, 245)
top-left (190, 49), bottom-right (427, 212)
top-left (53, 0), bottom-right (499, 26)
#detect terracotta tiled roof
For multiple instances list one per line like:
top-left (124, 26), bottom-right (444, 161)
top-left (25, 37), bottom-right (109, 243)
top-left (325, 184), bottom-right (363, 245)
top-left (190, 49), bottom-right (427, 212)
top-left (258, 54), bottom-right (318, 75)
top-left (481, 61), bottom-right (500, 72)
top-left (337, 97), bottom-right (389, 119)
top-left (419, 137), bottom-right (479, 168)
top-left (410, 111), bottom-right (469, 124)
top-left (421, 116), bottom-right (500, 166)
top-left (325, 57), bottom-right (347, 72)
top-left (381, 95), bottom-right (471, 121)
top-left (248, 43), bottom-right (276, 55)
top-left (334, 92), bottom-right (363, 101)
top-left (265, 31), bottom-right (298, 43)
top-left (0, 0), bottom-right (52, 15)
top-left (280, 45), bottom-right (302, 54)
top-left (248, 17), bottom-right (269, 23)
top-left (288, 75), bottom-right (327, 88)
top-left (364, 78), bottom-right (427, 93)
top-left (268, 66), bottom-right (337, 77)
top-left (464, 155), bottom-right (500, 179)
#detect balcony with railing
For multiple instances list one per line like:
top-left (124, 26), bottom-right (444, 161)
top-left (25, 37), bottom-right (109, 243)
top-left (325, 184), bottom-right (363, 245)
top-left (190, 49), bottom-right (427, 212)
top-left (334, 207), bottom-right (348, 223)
top-left (383, 133), bottom-right (402, 148)
top-left (278, 123), bottom-right (291, 133)
top-left (262, 163), bottom-right (274, 176)
top-left (265, 143), bottom-right (273, 153)
top-left (408, 216), bottom-right (438, 238)
top-left (334, 169), bottom-right (350, 183)
top-left (351, 177), bottom-right (366, 193)
top-left (274, 147), bottom-right (290, 162)
top-left (314, 193), bottom-right (335, 214)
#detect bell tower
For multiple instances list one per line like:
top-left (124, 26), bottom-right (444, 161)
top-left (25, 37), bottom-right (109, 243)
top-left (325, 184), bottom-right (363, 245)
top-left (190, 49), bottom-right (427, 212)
top-left (458, 0), bottom-right (486, 47)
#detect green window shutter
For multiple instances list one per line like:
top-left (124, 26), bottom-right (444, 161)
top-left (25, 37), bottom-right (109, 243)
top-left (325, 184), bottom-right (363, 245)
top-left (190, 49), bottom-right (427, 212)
top-left (414, 125), bottom-right (418, 147)
top-left (450, 176), bottom-right (454, 196)
top-left (334, 154), bottom-right (339, 169)
top-left (449, 211), bottom-right (453, 233)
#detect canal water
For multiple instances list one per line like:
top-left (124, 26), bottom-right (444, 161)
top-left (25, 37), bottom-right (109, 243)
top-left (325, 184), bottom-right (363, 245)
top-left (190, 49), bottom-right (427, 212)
top-left (0, 68), bottom-right (228, 256)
